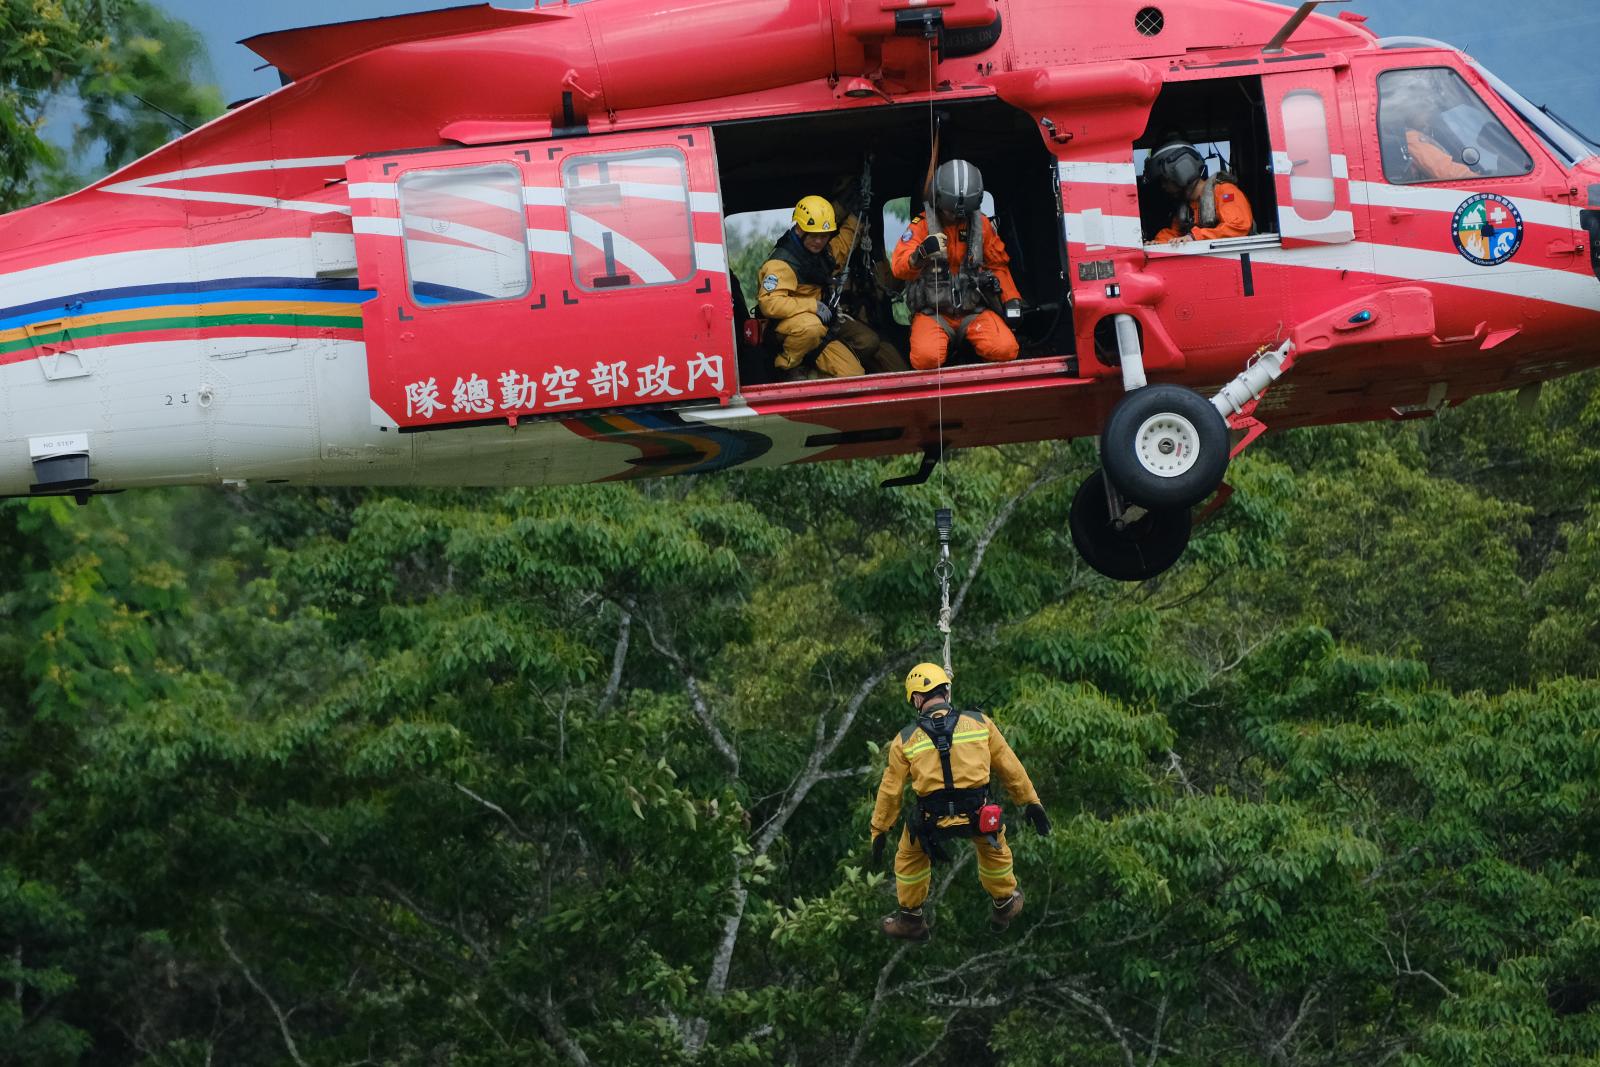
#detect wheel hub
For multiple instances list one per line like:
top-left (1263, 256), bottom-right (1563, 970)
top-left (1133, 413), bottom-right (1201, 478)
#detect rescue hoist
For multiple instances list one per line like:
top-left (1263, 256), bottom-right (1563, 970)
top-left (934, 506), bottom-right (954, 678)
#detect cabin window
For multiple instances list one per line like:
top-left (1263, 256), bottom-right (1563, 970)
top-left (1378, 67), bottom-right (1534, 184)
top-left (1133, 75), bottom-right (1278, 241)
top-left (562, 149), bottom-right (697, 291)
top-left (1280, 90), bottom-right (1335, 222)
top-left (397, 164), bottom-right (532, 306)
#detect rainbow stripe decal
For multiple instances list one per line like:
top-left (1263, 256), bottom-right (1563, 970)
top-left (0, 277), bottom-right (374, 361)
top-left (569, 411), bottom-right (772, 478)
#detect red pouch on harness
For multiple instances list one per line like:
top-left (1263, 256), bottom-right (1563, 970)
top-left (978, 803), bottom-right (1002, 834)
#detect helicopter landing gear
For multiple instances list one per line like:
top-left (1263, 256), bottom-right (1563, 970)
top-left (1100, 383), bottom-right (1231, 510)
top-left (1068, 470), bottom-right (1191, 582)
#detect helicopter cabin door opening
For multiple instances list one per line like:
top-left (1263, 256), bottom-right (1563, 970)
top-left (1134, 74), bottom-right (1280, 250)
top-left (712, 96), bottom-right (1075, 388)
top-left (347, 129), bottom-right (736, 431)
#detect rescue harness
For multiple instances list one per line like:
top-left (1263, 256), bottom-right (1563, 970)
top-left (905, 211), bottom-right (1005, 356)
top-left (905, 699), bottom-right (1003, 863)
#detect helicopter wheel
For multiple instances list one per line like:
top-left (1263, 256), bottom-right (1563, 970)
top-left (1101, 384), bottom-right (1230, 510)
top-left (1069, 470), bottom-right (1191, 582)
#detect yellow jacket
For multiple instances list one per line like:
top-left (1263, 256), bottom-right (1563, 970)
top-left (869, 705), bottom-right (1040, 838)
top-left (755, 213), bottom-right (858, 321)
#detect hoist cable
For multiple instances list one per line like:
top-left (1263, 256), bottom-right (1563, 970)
top-left (926, 41), bottom-right (953, 680)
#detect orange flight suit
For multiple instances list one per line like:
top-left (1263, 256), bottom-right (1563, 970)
top-left (891, 214), bottom-right (1021, 370)
top-left (1405, 129), bottom-right (1475, 181)
top-left (1152, 180), bottom-right (1254, 243)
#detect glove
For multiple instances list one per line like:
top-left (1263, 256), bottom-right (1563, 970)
top-left (910, 232), bottom-right (947, 267)
top-left (1024, 803), bottom-right (1051, 837)
top-left (830, 176), bottom-right (862, 218)
top-left (815, 302), bottom-right (833, 325)
top-left (871, 833), bottom-right (887, 864)
top-left (1004, 298), bottom-right (1023, 321)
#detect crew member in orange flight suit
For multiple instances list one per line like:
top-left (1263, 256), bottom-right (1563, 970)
top-left (890, 159), bottom-right (1023, 370)
top-left (1146, 141), bottom-right (1254, 244)
top-left (1403, 129), bottom-right (1475, 181)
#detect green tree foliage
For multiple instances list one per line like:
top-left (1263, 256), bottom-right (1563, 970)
top-left (0, 0), bottom-right (221, 211)
top-left (4, 401), bottom-right (1599, 1065)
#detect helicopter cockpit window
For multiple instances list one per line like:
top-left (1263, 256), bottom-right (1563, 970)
top-left (397, 165), bottom-right (532, 306)
top-left (562, 150), bottom-right (697, 292)
top-left (1378, 67), bottom-right (1534, 184)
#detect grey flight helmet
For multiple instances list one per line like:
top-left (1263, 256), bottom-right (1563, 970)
top-left (1146, 142), bottom-right (1206, 197)
top-left (933, 159), bottom-right (984, 219)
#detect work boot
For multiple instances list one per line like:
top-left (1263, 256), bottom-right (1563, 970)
top-left (880, 908), bottom-right (930, 942)
top-left (990, 889), bottom-right (1024, 931)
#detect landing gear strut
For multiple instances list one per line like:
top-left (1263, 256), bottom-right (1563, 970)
top-left (1072, 319), bottom-right (1296, 582)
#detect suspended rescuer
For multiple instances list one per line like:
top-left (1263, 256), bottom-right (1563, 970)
top-left (1146, 141), bottom-right (1254, 244)
top-left (889, 160), bottom-right (1023, 370)
top-left (870, 663), bottom-right (1051, 942)
top-left (756, 189), bottom-right (907, 379)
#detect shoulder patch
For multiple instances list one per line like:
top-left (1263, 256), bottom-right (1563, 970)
top-left (899, 227), bottom-right (914, 243)
top-left (761, 273), bottom-right (779, 292)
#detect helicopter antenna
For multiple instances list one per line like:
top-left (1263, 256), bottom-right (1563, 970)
top-left (1262, 0), bottom-right (1348, 54)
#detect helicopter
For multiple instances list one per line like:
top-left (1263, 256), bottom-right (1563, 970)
top-left (0, 0), bottom-right (1595, 580)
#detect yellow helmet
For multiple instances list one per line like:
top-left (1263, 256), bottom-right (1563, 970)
top-left (904, 662), bottom-right (952, 705)
top-left (792, 195), bottom-right (837, 233)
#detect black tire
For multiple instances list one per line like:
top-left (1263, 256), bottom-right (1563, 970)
top-left (1100, 384), bottom-right (1229, 510)
top-left (1068, 470), bottom-right (1191, 582)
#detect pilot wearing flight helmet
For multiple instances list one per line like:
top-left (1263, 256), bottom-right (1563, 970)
top-left (1147, 141), bottom-right (1254, 245)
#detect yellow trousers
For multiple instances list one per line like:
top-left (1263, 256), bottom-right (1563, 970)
top-left (893, 823), bottom-right (1017, 909)
top-left (773, 313), bottom-right (907, 378)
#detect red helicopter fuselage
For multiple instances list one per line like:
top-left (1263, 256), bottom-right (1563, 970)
top-left (0, 0), bottom-right (1594, 499)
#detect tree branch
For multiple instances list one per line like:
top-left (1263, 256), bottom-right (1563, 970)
top-left (752, 659), bottom-right (896, 858)
top-left (216, 918), bottom-right (308, 1067)
top-left (452, 781), bottom-right (530, 840)
top-left (1055, 984), bottom-right (1135, 1067)
top-left (597, 608), bottom-right (631, 716)
top-left (683, 871), bottom-right (748, 1055)
top-left (844, 857), bottom-right (969, 1067)
top-left (950, 468), bottom-right (1062, 623)
top-left (632, 608), bottom-right (738, 775)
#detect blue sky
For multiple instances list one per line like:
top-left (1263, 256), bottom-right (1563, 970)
top-left (155, 0), bottom-right (1597, 141)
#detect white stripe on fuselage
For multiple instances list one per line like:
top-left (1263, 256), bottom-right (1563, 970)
top-left (1348, 181), bottom-right (1576, 230)
top-left (103, 156), bottom-right (356, 216)
top-left (1063, 213), bottom-right (1600, 312)
top-left (1057, 161), bottom-right (1138, 185)
top-left (0, 238), bottom-right (323, 308)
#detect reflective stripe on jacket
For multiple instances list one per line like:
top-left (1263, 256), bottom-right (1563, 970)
top-left (869, 708), bottom-right (1041, 838)
top-left (756, 214), bottom-right (859, 321)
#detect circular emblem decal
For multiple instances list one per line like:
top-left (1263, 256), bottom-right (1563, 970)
top-left (1452, 193), bottom-right (1524, 267)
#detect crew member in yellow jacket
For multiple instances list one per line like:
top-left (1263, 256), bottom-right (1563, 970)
top-left (756, 194), bottom-right (906, 379)
top-left (869, 663), bottom-right (1051, 941)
